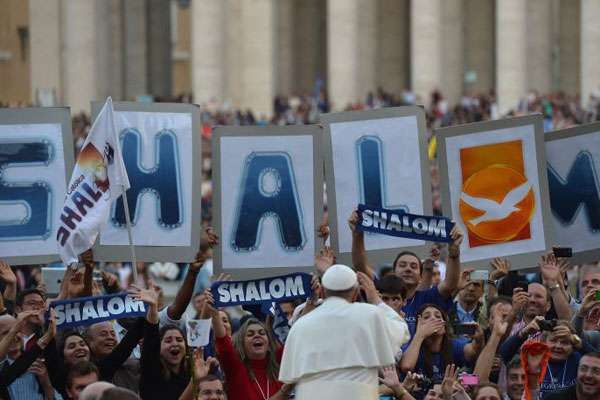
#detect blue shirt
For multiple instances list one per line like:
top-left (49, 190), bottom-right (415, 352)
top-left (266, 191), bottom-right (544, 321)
top-left (540, 353), bottom-right (580, 397)
top-left (402, 286), bottom-right (453, 337)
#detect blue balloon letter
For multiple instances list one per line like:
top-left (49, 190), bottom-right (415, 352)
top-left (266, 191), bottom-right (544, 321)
top-left (0, 141), bottom-right (52, 240)
top-left (232, 152), bottom-right (304, 251)
top-left (112, 128), bottom-right (182, 229)
top-left (548, 151), bottom-right (600, 231)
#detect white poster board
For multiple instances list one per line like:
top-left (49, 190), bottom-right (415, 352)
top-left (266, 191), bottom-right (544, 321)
top-left (546, 122), bottom-right (600, 264)
top-left (437, 115), bottom-right (554, 269)
top-left (92, 102), bottom-right (202, 262)
top-left (0, 108), bottom-right (74, 265)
top-left (213, 125), bottom-right (323, 279)
top-left (320, 107), bottom-right (432, 265)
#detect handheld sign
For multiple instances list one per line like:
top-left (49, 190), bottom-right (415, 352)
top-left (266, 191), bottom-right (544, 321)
top-left (49, 292), bottom-right (146, 330)
top-left (356, 204), bottom-right (454, 243)
top-left (186, 319), bottom-right (211, 348)
top-left (211, 272), bottom-right (312, 308)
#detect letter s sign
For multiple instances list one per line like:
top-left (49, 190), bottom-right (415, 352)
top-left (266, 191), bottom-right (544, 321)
top-left (0, 108), bottom-right (74, 264)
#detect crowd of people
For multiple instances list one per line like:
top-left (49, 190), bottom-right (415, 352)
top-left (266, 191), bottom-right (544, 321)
top-left (2, 87), bottom-right (600, 399)
top-left (2, 207), bottom-right (600, 399)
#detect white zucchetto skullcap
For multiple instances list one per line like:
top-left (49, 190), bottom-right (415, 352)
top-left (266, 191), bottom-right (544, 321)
top-left (322, 264), bottom-right (357, 291)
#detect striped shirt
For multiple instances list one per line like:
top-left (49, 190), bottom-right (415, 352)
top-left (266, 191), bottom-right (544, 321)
top-left (0, 358), bottom-right (63, 400)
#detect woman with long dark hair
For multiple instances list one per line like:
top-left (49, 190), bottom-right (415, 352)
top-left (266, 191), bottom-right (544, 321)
top-left (131, 286), bottom-right (191, 400)
top-left (400, 304), bottom-right (482, 382)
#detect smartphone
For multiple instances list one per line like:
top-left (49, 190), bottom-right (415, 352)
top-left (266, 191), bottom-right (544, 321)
top-left (41, 267), bottom-right (66, 295)
top-left (595, 290), bottom-right (600, 301)
top-left (459, 374), bottom-right (479, 386)
top-left (93, 270), bottom-right (102, 282)
top-left (553, 246), bottom-right (573, 258)
top-left (538, 319), bottom-right (558, 331)
top-left (515, 280), bottom-right (529, 292)
top-left (454, 323), bottom-right (477, 335)
top-left (470, 270), bottom-right (489, 281)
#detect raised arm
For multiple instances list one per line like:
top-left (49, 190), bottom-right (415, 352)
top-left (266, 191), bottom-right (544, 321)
top-left (179, 348), bottom-right (219, 400)
top-left (438, 225), bottom-right (463, 298)
top-left (0, 311), bottom-right (38, 359)
top-left (463, 324), bottom-right (485, 363)
top-left (80, 249), bottom-right (95, 297)
top-left (348, 210), bottom-right (375, 279)
top-left (166, 228), bottom-right (218, 320)
top-left (0, 260), bottom-right (17, 303)
top-left (474, 319), bottom-right (507, 382)
top-left (540, 252), bottom-right (572, 320)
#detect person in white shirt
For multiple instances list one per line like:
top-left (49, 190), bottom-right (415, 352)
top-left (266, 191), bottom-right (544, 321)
top-left (279, 264), bottom-right (410, 400)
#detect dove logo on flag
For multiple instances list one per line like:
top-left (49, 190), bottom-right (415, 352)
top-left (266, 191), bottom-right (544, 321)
top-left (458, 140), bottom-right (535, 247)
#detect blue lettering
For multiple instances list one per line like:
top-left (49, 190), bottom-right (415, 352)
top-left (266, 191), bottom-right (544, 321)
top-left (0, 141), bottom-right (52, 240)
top-left (232, 152), bottom-right (304, 251)
top-left (356, 136), bottom-right (408, 213)
top-left (112, 128), bottom-right (182, 229)
top-left (548, 151), bottom-right (600, 231)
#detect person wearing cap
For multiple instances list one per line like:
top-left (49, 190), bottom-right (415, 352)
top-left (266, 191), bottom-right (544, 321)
top-left (279, 264), bottom-right (410, 400)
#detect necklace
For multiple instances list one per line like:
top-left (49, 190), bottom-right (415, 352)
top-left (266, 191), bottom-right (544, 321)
top-left (252, 376), bottom-right (270, 400)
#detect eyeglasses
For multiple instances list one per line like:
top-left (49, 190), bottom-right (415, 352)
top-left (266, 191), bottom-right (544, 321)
top-left (23, 301), bottom-right (44, 308)
top-left (381, 295), bottom-right (403, 302)
top-left (199, 389), bottom-right (225, 397)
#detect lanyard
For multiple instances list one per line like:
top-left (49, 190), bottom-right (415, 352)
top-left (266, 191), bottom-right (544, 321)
top-left (252, 376), bottom-right (270, 400)
top-left (547, 359), bottom-right (568, 387)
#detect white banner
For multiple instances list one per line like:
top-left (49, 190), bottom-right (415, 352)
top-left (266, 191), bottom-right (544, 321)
top-left (57, 98), bottom-right (129, 265)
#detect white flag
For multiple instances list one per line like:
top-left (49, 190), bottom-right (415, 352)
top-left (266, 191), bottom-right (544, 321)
top-left (57, 97), bottom-right (130, 265)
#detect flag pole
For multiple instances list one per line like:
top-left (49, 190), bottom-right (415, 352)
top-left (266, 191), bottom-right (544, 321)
top-left (120, 189), bottom-right (138, 283)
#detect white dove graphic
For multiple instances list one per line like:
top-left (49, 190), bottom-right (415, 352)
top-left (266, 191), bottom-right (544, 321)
top-left (461, 182), bottom-right (532, 226)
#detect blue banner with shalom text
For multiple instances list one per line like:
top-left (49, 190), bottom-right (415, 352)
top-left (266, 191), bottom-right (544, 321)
top-left (357, 203), bottom-right (454, 243)
top-left (211, 272), bottom-right (312, 308)
top-left (48, 292), bottom-right (147, 330)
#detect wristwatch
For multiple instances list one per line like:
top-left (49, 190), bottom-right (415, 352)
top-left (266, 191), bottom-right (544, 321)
top-left (547, 283), bottom-right (560, 291)
top-left (572, 334), bottom-right (582, 348)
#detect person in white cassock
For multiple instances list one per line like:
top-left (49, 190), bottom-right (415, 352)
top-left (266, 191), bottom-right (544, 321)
top-left (279, 264), bottom-right (411, 400)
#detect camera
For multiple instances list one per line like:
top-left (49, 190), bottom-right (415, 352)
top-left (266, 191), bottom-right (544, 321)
top-left (538, 319), bottom-right (558, 331)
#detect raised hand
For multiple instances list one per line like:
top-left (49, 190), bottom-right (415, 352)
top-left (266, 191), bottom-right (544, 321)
top-left (491, 315), bottom-right (508, 338)
top-left (402, 372), bottom-right (423, 392)
top-left (456, 268), bottom-right (475, 291)
top-left (490, 257), bottom-right (510, 281)
top-left (128, 285), bottom-right (160, 307)
top-left (380, 365), bottom-right (402, 390)
top-left (0, 260), bottom-right (16, 284)
top-left (348, 209), bottom-right (359, 233)
top-left (441, 364), bottom-right (458, 399)
top-left (448, 224), bottom-right (463, 258)
top-left (79, 249), bottom-right (94, 266)
top-left (28, 358), bottom-right (49, 379)
top-left (539, 252), bottom-right (560, 285)
top-left (521, 316), bottom-right (544, 338)
top-left (512, 287), bottom-right (529, 313)
top-left (357, 272), bottom-right (379, 305)
top-left (191, 228), bottom-right (220, 271)
top-left (101, 271), bottom-right (120, 291)
top-left (315, 247), bottom-right (336, 275)
top-left (317, 223), bottom-right (330, 243)
top-left (192, 347), bottom-right (219, 379)
top-left (580, 289), bottom-right (600, 317)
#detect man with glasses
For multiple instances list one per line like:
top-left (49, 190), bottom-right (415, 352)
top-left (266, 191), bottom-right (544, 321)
top-left (15, 289), bottom-right (46, 349)
top-left (545, 352), bottom-right (600, 399)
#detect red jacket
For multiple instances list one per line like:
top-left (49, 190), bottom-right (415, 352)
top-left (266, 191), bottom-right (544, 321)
top-left (216, 335), bottom-right (283, 400)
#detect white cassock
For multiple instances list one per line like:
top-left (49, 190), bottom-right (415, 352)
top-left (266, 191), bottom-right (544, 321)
top-left (278, 297), bottom-right (410, 400)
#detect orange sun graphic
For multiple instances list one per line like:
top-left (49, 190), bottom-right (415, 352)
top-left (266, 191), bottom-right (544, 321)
top-left (458, 140), bottom-right (535, 247)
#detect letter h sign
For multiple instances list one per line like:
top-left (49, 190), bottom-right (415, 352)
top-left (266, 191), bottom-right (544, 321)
top-left (91, 102), bottom-right (203, 263)
top-left (212, 125), bottom-right (323, 280)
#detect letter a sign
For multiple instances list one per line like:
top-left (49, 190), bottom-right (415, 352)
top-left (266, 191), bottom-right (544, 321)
top-left (213, 125), bottom-right (323, 279)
